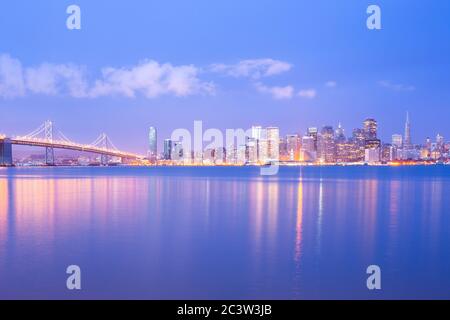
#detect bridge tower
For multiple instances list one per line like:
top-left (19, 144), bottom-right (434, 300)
top-left (100, 133), bottom-right (109, 166)
top-left (44, 120), bottom-right (55, 166)
top-left (0, 138), bottom-right (13, 166)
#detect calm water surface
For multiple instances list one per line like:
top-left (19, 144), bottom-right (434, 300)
top-left (0, 166), bottom-right (449, 299)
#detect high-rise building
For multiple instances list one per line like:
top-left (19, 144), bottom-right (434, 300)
top-left (381, 144), bottom-right (395, 162)
top-left (318, 126), bottom-right (335, 163)
top-left (307, 127), bottom-right (318, 151)
top-left (250, 125), bottom-right (269, 163)
top-left (163, 139), bottom-right (172, 160)
top-left (352, 128), bottom-right (365, 144)
top-left (351, 128), bottom-right (366, 162)
top-left (258, 139), bottom-right (268, 164)
top-left (335, 123), bottom-right (346, 143)
top-left (334, 123), bottom-right (347, 162)
top-left (300, 135), bottom-right (316, 162)
top-left (214, 147), bottom-right (226, 164)
top-left (363, 118), bottom-right (378, 139)
top-left (193, 150), bottom-right (203, 164)
top-left (251, 126), bottom-right (263, 140)
top-left (237, 144), bottom-right (247, 165)
top-left (278, 137), bottom-right (288, 161)
top-left (420, 146), bottom-right (431, 160)
top-left (203, 148), bottom-right (215, 165)
top-left (225, 144), bottom-right (237, 164)
top-left (266, 127), bottom-right (280, 162)
top-left (286, 134), bottom-right (300, 161)
top-left (246, 137), bottom-right (258, 164)
top-left (392, 134), bottom-right (403, 148)
top-left (425, 137), bottom-right (432, 150)
top-left (362, 119), bottom-right (381, 161)
top-left (172, 141), bottom-right (184, 162)
top-left (336, 140), bottom-right (354, 163)
top-left (260, 128), bottom-right (268, 163)
top-left (365, 138), bottom-right (381, 150)
top-left (436, 134), bottom-right (444, 149)
top-left (404, 112), bottom-right (411, 148)
top-left (365, 147), bottom-right (380, 163)
top-left (148, 126), bottom-right (157, 163)
top-left (301, 135), bottom-right (315, 152)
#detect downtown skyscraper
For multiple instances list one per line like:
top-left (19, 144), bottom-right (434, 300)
top-left (163, 139), bottom-right (172, 160)
top-left (148, 126), bottom-right (157, 163)
top-left (404, 112), bottom-right (412, 148)
top-left (318, 126), bottom-right (335, 163)
top-left (266, 127), bottom-right (280, 162)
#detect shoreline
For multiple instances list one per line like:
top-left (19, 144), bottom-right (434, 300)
top-left (2, 162), bottom-right (449, 169)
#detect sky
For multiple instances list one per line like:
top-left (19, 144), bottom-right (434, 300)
top-left (0, 0), bottom-right (449, 154)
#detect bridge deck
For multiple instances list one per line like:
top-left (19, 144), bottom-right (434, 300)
top-left (9, 138), bottom-right (142, 160)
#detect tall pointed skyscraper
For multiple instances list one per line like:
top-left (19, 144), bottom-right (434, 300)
top-left (404, 112), bottom-right (411, 148)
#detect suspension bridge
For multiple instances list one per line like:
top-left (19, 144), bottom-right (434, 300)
top-left (0, 121), bottom-right (144, 166)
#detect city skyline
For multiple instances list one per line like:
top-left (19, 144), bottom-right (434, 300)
top-left (150, 112), bottom-right (448, 165)
top-left (3, 111), bottom-right (448, 166)
top-left (2, 110), bottom-right (447, 152)
top-left (150, 111), bottom-right (442, 158)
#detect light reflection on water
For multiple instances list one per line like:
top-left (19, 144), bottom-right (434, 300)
top-left (0, 166), bottom-right (449, 299)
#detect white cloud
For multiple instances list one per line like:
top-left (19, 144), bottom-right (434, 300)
top-left (210, 58), bottom-right (292, 79)
top-left (325, 81), bottom-right (337, 88)
top-left (26, 63), bottom-right (89, 98)
top-left (378, 80), bottom-right (415, 92)
top-left (211, 58), bottom-right (294, 98)
top-left (298, 89), bottom-right (317, 99)
top-left (0, 54), bottom-right (214, 99)
top-left (0, 54), bottom-right (26, 98)
top-left (1, 54), bottom-right (310, 100)
top-left (255, 82), bottom-right (294, 100)
top-left (90, 60), bottom-right (214, 98)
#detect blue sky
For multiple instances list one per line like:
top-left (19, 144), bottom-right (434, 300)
top-left (0, 0), bottom-right (449, 153)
